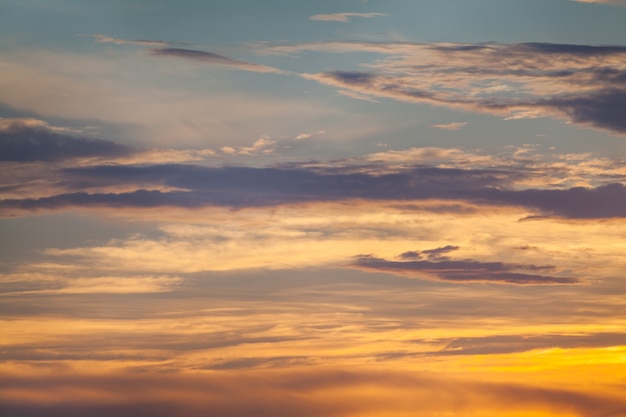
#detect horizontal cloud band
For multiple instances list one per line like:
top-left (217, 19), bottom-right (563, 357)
top-left (2, 163), bottom-right (625, 219)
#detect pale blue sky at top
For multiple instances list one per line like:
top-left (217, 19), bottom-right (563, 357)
top-left (1, 0), bottom-right (625, 162)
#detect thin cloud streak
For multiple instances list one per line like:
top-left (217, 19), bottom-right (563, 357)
top-left (571, 0), bottom-right (626, 5)
top-left (309, 12), bottom-right (389, 22)
top-left (350, 251), bottom-right (577, 285)
top-left (91, 34), bottom-right (172, 47)
top-left (1, 161), bottom-right (625, 219)
top-left (149, 47), bottom-right (288, 74)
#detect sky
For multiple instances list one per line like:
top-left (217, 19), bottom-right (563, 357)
top-left (1, 1), bottom-right (626, 416)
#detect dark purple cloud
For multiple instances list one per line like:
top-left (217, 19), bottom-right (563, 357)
top-left (0, 122), bottom-right (134, 162)
top-left (1, 163), bottom-right (625, 219)
top-left (479, 183), bottom-right (626, 218)
top-left (150, 47), bottom-right (285, 73)
top-left (516, 42), bottom-right (626, 56)
top-left (540, 88), bottom-right (626, 133)
top-left (350, 253), bottom-right (577, 285)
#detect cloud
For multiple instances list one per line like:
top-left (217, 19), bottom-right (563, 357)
top-left (91, 33), bottom-right (288, 74)
top-left (0, 118), bottom-right (135, 162)
top-left (91, 34), bottom-right (172, 47)
top-left (294, 130), bottom-right (326, 140)
top-left (350, 252), bottom-right (578, 285)
top-left (571, 0), bottom-right (626, 5)
top-left (2, 160), bottom-right (626, 219)
top-left (309, 12), bottom-right (388, 22)
top-left (431, 122), bottom-right (468, 130)
top-left (149, 47), bottom-right (287, 74)
top-left (421, 245), bottom-right (460, 260)
top-left (294, 41), bottom-right (626, 134)
top-left (0, 164), bottom-right (518, 210)
top-left (539, 88), bottom-right (626, 133)
top-left (478, 182), bottom-right (626, 219)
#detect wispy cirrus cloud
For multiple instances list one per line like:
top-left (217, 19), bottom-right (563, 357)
top-left (309, 12), bottom-right (388, 22)
top-left (149, 47), bottom-right (288, 74)
top-left (90, 34), bottom-right (288, 74)
top-left (90, 34), bottom-right (172, 47)
top-left (288, 41), bottom-right (626, 134)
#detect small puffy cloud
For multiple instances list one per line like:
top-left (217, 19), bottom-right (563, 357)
top-left (294, 130), bottom-right (326, 140)
top-left (309, 12), bottom-right (389, 23)
top-left (218, 136), bottom-right (276, 156)
top-left (238, 136), bottom-right (276, 155)
top-left (431, 122), bottom-right (468, 130)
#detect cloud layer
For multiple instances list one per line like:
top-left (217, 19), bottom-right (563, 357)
top-left (2, 160), bottom-right (625, 219)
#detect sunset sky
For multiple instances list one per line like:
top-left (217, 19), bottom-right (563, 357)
top-left (1, 1), bottom-right (626, 416)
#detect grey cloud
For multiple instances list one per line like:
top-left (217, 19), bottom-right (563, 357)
top-left (398, 245), bottom-right (459, 261)
top-left (150, 47), bottom-right (286, 74)
top-left (350, 254), bottom-right (577, 285)
top-left (0, 122), bottom-right (134, 162)
top-left (397, 250), bottom-right (421, 260)
top-left (421, 245), bottom-right (460, 260)
top-left (540, 88), bottom-right (626, 133)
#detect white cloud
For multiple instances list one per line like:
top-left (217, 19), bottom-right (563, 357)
top-left (294, 130), bottom-right (326, 140)
top-left (431, 122), bottom-right (468, 130)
